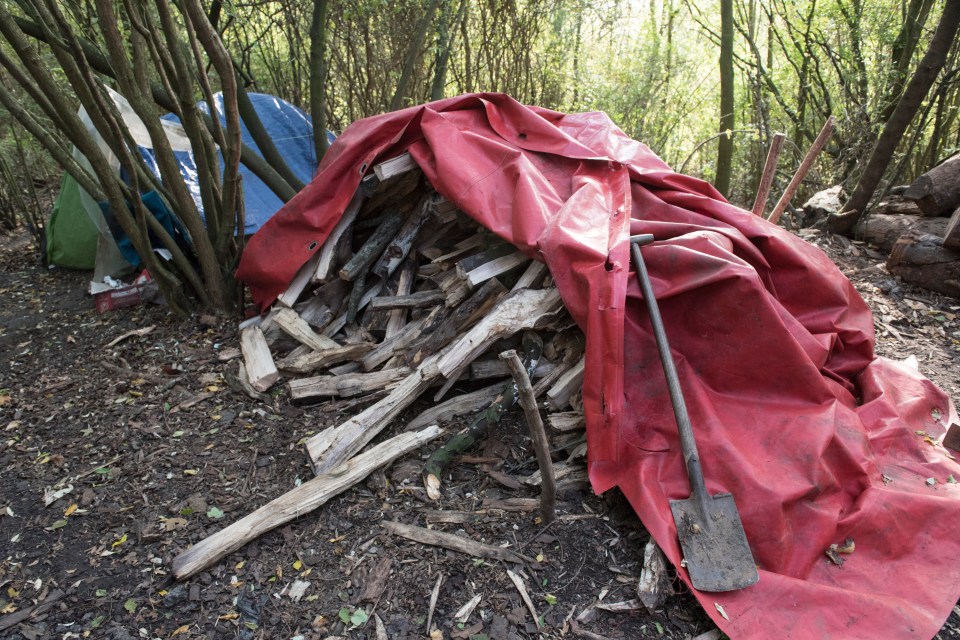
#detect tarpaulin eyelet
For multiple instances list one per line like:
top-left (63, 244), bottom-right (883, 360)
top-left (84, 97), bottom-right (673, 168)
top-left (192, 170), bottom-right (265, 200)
top-left (307, 241), bottom-right (318, 251)
top-left (359, 162), bottom-right (368, 174)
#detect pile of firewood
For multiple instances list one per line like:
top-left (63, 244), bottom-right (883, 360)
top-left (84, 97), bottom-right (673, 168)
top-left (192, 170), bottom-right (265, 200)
top-left (236, 151), bottom-right (589, 480)
top-left (807, 155), bottom-right (960, 298)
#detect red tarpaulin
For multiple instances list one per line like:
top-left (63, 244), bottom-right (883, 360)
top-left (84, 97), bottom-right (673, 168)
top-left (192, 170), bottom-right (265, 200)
top-left (237, 94), bottom-right (960, 639)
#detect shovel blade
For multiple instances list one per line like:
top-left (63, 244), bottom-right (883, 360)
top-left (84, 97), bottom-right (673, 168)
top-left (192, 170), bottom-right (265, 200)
top-left (670, 492), bottom-right (758, 592)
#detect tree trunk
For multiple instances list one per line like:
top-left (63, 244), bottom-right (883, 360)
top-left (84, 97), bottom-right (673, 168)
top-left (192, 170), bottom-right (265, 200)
top-left (389, 0), bottom-right (441, 111)
top-left (310, 0), bottom-right (330, 164)
top-left (715, 0), bottom-right (735, 197)
top-left (833, 1), bottom-right (960, 234)
top-left (903, 153), bottom-right (960, 216)
top-left (854, 213), bottom-right (947, 253)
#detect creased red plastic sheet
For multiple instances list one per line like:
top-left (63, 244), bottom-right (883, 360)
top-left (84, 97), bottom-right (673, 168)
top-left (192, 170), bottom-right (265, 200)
top-left (237, 93), bottom-right (960, 639)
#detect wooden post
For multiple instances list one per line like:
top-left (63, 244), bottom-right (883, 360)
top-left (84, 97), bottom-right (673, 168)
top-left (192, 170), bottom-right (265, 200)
top-left (751, 132), bottom-right (785, 217)
top-left (767, 117), bottom-right (835, 225)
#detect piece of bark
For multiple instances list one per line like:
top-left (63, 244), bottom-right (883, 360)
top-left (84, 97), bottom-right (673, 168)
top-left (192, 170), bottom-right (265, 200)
top-left (372, 193), bottom-right (431, 279)
top-left (546, 355), bottom-right (585, 410)
top-left (637, 538), bottom-right (675, 613)
top-left (289, 367), bottom-right (410, 401)
top-left (314, 191), bottom-right (363, 283)
top-left (171, 425), bottom-right (442, 580)
top-left (306, 354), bottom-right (444, 473)
top-left (368, 290), bottom-right (446, 312)
top-left (887, 231), bottom-right (960, 298)
top-left (903, 153), bottom-right (960, 216)
top-left (278, 342), bottom-right (375, 375)
top-left (511, 260), bottom-right (548, 291)
top-left (361, 308), bottom-right (442, 372)
top-left (501, 349), bottom-right (554, 523)
top-left (436, 288), bottom-right (562, 379)
top-left (240, 325), bottom-right (280, 392)
top-left (405, 382), bottom-right (507, 431)
top-left (381, 520), bottom-right (533, 564)
top-left (944, 207), bottom-right (960, 250)
top-left (406, 278), bottom-right (508, 365)
top-left (854, 214), bottom-right (948, 253)
top-left (359, 557), bottom-right (393, 603)
top-left (340, 208), bottom-right (408, 282)
top-left (548, 411), bottom-right (585, 433)
top-left (273, 308), bottom-right (340, 351)
top-left (464, 251), bottom-right (530, 287)
top-left (278, 250), bottom-right (322, 307)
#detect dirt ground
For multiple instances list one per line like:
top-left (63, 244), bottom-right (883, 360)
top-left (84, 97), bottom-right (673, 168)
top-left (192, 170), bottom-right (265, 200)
top-left (1, 226), bottom-right (959, 640)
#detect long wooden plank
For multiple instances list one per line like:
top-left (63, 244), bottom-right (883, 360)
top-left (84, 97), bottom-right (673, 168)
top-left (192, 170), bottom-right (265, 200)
top-left (171, 426), bottom-right (442, 580)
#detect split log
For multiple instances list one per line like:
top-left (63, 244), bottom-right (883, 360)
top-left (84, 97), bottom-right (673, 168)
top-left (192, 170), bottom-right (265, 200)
top-left (273, 308), bottom-right (340, 351)
top-left (463, 251), bottom-right (529, 287)
top-left (430, 232), bottom-right (485, 264)
top-left (339, 207), bottom-right (408, 282)
top-left (854, 214), bottom-right (948, 253)
top-left (430, 194), bottom-right (459, 224)
top-left (944, 207), bottom-right (960, 250)
top-left (240, 325), bottom-right (280, 392)
top-left (294, 297), bottom-right (333, 331)
top-left (288, 367), bottom-right (410, 401)
top-left (903, 153), bottom-right (960, 216)
top-left (470, 357), bottom-right (554, 381)
top-left (361, 308), bottom-right (443, 372)
top-left (170, 425), bottom-right (442, 580)
top-left (406, 277), bottom-right (508, 365)
top-left (405, 382), bottom-right (507, 431)
top-left (314, 192), bottom-right (363, 283)
top-left (887, 231), bottom-right (960, 298)
top-left (374, 152), bottom-right (418, 181)
top-left (306, 354), bottom-right (444, 473)
top-left (511, 260), bottom-right (548, 291)
top-left (278, 250), bottom-right (322, 307)
top-left (277, 342), bottom-right (375, 375)
top-left (372, 194), bottom-right (432, 279)
top-left (546, 355), bottom-right (585, 410)
top-left (381, 520), bottom-right (533, 564)
top-left (367, 290), bottom-right (446, 312)
top-left (322, 282), bottom-right (382, 337)
top-left (360, 160), bottom-right (421, 200)
top-left (548, 411), bottom-right (585, 433)
top-left (385, 262), bottom-right (415, 339)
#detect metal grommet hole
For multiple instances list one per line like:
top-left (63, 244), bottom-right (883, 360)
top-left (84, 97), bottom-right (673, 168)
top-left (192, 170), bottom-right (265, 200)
top-left (307, 241), bottom-right (318, 251)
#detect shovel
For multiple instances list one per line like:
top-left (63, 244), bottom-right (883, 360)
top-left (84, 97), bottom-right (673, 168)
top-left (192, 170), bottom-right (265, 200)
top-left (630, 234), bottom-right (759, 592)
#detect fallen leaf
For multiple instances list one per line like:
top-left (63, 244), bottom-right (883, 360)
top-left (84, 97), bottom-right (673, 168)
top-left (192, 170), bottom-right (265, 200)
top-left (714, 602), bottom-right (730, 620)
top-left (206, 506), bottom-right (224, 520)
top-left (218, 612), bottom-right (240, 621)
top-left (171, 625), bottom-right (191, 636)
top-left (64, 503), bottom-right (78, 517)
top-left (292, 559), bottom-right (302, 570)
top-left (47, 519), bottom-right (68, 531)
top-left (123, 598), bottom-right (137, 613)
top-left (163, 517), bottom-right (188, 532)
top-left (112, 533), bottom-right (128, 548)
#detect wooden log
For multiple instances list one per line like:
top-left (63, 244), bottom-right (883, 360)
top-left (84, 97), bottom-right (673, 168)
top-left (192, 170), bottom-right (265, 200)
top-left (278, 251), bottom-right (322, 307)
top-left (277, 342), bottom-right (375, 375)
top-left (405, 382), bottom-right (507, 431)
top-left (339, 208), bottom-right (408, 282)
top-left (854, 213), bottom-right (948, 252)
top-left (429, 193), bottom-right (460, 224)
top-left (455, 241), bottom-right (516, 275)
top-left (548, 411), bottom-right (585, 433)
top-left (944, 207), bottom-right (960, 250)
top-left (469, 357), bottom-right (554, 381)
top-left (289, 367), bottom-right (410, 401)
top-left (546, 355), bottom-right (585, 410)
top-left (372, 194), bottom-right (432, 279)
top-left (903, 153), bottom-right (960, 216)
top-left (294, 297), bottom-right (333, 331)
top-left (433, 266), bottom-right (472, 307)
top-left (322, 282), bottom-right (382, 338)
top-left (306, 354), bottom-right (444, 473)
top-left (464, 251), bottom-right (530, 287)
top-left (170, 425), bottom-right (442, 580)
top-left (360, 161), bottom-right (421, 200)
top-left (314, 191), bottom-right (363, 283)
top-left (361, 308), bottom-right (442, 372)
top-left (887, 231), bottom-right (960, 298)
top-left (374, 152), bottom-right (418, 181)
top-left (239, 326), bottom-right (280, 392)
top-left (384, 262), bottom-right (415, 339)
top-left (273, 308), bottom-right (340, 351)
top-left (511, 260), bottom-right (548, 292)
top-left (431, 232), bottom-right (485, 264)
top-left (368, 290), bottom-right (446, 312)
top-left (381, 520), bottom-right (532, 564)
top-left (436, 288), bottom-right (563, 379)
